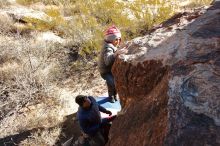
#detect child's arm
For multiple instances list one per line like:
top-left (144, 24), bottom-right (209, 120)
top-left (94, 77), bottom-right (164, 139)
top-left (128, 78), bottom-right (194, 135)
top-left (104, 47), bottom-right (115, 66)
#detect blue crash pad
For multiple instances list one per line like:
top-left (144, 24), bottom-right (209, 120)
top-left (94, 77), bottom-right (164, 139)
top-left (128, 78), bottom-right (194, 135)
top-left (95, 96), bottom-right (121, 117)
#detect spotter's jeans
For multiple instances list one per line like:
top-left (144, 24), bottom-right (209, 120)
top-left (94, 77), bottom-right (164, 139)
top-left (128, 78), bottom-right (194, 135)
top-left (101, 72), bottom-right (116, 99)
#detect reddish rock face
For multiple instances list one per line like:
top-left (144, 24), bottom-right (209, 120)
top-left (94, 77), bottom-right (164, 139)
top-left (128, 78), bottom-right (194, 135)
top-left (109, 1), bottom-right (220, 146)
top-left (110, 59), bottom-right (169, 146)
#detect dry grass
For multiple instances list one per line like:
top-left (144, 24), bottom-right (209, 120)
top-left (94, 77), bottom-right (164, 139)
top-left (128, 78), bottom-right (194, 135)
top-left (0, 22), bottom-right (105, 146)
top-left (10, 0), bottom-right (212, 59)
top-left (19, 127), bottom-right (61, 146)
top-left (181, 0), bottom-right (212, 8)
top-left (0, 1), bottom-right (10, 8)
top-left (0, 0), bottom-right (213, 145)
top-left (0, 13), bottom-right (14, 35)
top-left (0, 31), bottom-right (66, 136)
top-left (0, 26), bottom-right (105, 144)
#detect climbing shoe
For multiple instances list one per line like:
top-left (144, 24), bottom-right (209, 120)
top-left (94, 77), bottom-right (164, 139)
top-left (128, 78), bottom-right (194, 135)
top-left (109, 97), bottom-right (115, 103)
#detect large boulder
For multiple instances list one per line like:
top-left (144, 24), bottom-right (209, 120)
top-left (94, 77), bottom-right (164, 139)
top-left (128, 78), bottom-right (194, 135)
top-left (109, 1), bottom-right (220, 146)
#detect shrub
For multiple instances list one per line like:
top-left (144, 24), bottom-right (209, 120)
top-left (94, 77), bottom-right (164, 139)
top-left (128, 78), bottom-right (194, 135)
top-left (0, 1), bottom-right (10, 8)
top-left (0, 35), bottom-right (65, 124)
top-left (15, 0), bottom-right (212, 61)
top-left (19, 127), bottom-right (61, 146)
top-left (61, 0), bottom-right (179, 59)
top-left (0, 13), bottom-right (14, 34)
top-left (16, 0), bottom-right (40, 5)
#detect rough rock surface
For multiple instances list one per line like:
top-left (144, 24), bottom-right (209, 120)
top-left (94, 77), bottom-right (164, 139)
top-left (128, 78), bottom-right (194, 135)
top-left (109, 1), bottom-right (220, 146)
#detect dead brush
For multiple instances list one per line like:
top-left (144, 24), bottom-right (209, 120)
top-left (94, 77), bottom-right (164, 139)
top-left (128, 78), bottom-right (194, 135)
top-left (0, 33), bottom-right (66, 138)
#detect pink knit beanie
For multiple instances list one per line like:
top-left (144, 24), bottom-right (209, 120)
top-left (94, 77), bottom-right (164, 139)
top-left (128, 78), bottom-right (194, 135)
top-left (104, 25), bottom-right (121, 42)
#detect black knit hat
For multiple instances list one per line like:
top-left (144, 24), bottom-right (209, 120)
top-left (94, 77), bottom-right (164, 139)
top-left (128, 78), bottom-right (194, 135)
top-left (75, 95), bottom-right (87, 106)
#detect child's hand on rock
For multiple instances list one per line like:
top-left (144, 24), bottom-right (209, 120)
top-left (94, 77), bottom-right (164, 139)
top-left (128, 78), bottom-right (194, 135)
top-left (114, 48), bottom-right (128, 57)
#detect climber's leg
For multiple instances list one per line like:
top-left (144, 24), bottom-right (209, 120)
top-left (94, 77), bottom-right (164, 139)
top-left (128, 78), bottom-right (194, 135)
top-left (101, 73), bottom-right (116, 103)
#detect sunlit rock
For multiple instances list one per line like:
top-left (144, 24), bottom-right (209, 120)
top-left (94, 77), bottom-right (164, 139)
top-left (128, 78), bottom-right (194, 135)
top-left (109, 1), bottom-right (220, 146)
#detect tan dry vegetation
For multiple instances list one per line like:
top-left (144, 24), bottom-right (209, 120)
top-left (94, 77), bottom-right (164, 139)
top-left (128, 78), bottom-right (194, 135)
top-left (19, 127), bottom-right (61, 146)
top-left (0, 1), bottom-right (11, 8)
top-left (0, 0), bottom-right (213, 145)
top-left (179, 0), bottom-right (213, 8)
top-left (0, 12), bottom-right (14, 34)
top-left (0, 25), bottom-right (106, 146)
top-left (0, 30), bottom-right (68, 140)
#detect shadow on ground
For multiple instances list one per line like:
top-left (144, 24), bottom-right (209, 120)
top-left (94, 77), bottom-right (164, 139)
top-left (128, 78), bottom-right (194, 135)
top-left (0, 129), bottom-right (33, 146)
top-left (0, 114), bottom-right (81, 146)
top-left (0, 97), bottom-right (118, 146)
top-left (55, 113), bottom-right (81, 146)
top-left (0, 127), bottom-right (57, 146)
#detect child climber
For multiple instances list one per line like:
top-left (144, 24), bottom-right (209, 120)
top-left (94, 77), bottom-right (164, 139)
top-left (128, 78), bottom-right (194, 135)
top-left (98, 25), bottom-right (127, 103)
